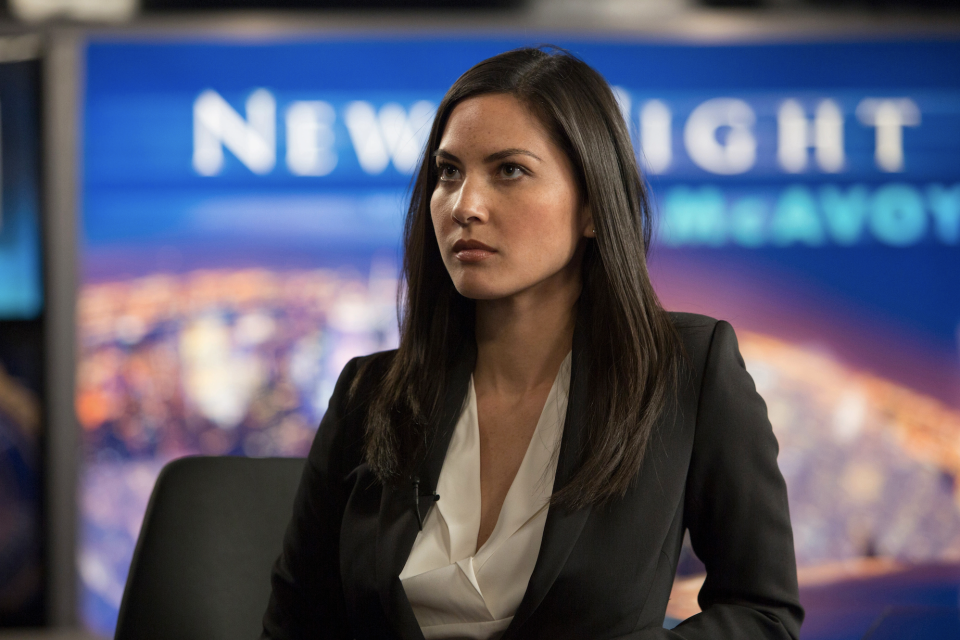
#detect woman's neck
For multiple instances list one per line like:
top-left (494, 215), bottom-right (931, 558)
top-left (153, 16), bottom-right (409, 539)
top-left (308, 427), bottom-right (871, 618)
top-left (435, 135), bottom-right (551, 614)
top-left (473, 279), bottom-right (578, 396)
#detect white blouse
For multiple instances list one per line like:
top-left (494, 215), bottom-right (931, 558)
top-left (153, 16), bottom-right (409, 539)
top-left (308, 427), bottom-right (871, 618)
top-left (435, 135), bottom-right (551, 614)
top-left (399, 351), bottom-right (572, 640)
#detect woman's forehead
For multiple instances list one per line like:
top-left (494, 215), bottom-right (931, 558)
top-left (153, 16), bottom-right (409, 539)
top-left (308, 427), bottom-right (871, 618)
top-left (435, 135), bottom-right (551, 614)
top-left (439, 94), bottom-right (554, 157)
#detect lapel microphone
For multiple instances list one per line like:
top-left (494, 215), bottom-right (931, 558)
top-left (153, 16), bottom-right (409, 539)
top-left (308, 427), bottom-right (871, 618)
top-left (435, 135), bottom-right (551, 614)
top-left (412, 477), bottom-right (440, 531)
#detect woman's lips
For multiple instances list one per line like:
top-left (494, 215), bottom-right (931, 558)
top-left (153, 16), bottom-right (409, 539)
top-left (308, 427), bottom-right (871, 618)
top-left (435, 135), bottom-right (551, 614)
top-left (452, 239), bottom-right (496, 263)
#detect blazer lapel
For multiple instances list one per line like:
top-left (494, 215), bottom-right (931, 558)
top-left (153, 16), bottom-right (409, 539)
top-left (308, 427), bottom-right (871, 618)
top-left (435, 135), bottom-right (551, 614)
top-left (375, 341), bottom-right (477, 640)
top-left (501, 314), bottom-right (593, 640)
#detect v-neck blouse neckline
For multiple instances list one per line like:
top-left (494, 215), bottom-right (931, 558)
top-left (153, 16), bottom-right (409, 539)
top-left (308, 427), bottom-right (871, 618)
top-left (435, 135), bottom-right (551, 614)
top-left (398, 350), bottom-right (572, 640)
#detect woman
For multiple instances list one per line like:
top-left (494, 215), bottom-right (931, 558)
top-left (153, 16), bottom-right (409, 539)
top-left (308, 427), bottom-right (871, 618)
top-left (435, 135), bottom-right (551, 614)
top-left (262, 47), bottom-right (803, 640)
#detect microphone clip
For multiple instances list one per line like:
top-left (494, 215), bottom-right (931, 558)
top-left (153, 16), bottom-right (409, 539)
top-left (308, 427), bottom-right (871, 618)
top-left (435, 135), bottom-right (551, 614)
top-left (412, 476), bottom-right (440, 531)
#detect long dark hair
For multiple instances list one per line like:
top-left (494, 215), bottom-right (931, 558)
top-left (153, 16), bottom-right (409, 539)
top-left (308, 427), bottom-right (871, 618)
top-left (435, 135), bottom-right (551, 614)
top-left (358, 46), bottom-right (682, 509)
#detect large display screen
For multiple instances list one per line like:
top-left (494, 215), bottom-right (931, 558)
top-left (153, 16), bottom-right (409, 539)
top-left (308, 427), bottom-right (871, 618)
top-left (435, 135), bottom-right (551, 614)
top-left (0, 58), bottom-right (42, 320)
top-left (0, 57), bottom-right (44, 627)
top-left (80, 37), bottom-right (960, 637)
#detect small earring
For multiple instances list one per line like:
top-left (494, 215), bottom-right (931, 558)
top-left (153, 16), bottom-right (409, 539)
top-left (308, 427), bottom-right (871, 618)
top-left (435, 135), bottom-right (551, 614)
top-left (592, 227), bottom-right (596, 235)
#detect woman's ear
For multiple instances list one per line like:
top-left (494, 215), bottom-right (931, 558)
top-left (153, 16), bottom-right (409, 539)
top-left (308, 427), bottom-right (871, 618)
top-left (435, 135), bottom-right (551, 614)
top-left (582, 205), bottom-right (596, 238)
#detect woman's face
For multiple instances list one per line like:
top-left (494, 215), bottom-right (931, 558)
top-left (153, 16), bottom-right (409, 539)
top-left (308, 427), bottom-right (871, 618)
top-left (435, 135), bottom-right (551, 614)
top-left (430, 93), bottom-right (593, 302)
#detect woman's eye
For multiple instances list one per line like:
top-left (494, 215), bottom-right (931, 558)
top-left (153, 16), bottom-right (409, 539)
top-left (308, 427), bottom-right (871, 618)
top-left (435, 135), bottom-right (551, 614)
top-left (500, 164), bottom-right (523, 179)
top-left (438, 164), bottom-right (460, 181)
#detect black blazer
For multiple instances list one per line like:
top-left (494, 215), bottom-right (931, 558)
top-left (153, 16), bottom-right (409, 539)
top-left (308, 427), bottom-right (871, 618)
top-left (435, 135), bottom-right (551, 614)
top-left (262, 312), bottom-right (804, 640)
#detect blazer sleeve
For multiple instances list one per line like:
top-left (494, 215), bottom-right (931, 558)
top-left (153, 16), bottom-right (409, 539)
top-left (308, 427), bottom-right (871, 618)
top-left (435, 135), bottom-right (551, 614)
top-left (261, 357), bottom-right (363, 640)
top-left (634, 320), bottom-right (804, 640)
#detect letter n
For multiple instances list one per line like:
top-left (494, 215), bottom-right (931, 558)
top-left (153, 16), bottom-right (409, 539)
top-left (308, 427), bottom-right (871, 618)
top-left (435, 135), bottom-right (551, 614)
top-left (193, 89), bottom-right (276, 176)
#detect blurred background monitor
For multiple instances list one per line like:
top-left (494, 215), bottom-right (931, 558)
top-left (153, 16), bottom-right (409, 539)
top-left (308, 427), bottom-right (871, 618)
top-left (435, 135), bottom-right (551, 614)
top-left (77, 31), bottom-right (960, 638)
top-left (0, 43), bottom-right (44, 627)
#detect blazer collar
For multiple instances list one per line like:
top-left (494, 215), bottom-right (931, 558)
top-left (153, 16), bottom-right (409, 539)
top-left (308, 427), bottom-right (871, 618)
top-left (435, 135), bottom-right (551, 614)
top-left (375, 316), bottom-right (593, 640)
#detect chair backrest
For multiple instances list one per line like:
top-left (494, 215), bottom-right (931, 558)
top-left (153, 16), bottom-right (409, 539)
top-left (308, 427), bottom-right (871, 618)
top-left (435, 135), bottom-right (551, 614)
top-left (114, 456), bottom-right (305, 640)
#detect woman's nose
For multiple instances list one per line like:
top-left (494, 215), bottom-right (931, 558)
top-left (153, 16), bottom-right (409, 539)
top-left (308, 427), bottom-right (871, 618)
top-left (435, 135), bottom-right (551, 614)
top-left (451, 177), bottom-right (489, 226)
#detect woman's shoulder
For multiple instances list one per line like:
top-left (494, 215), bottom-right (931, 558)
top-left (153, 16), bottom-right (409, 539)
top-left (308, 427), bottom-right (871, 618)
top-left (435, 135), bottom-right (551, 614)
top-left (665, 311), bottom-right (749, 389)
top-left (308, 349), bottom-right (399, 474)
top-left (346, 348), bottom-right (399, 377)
top-left (666, 311), bottom-right (721, 356)
top-left (315, 349), bottom-right (398, 432)
top-left (667, 310), bottom-right (718, 332)
top-left (336, 348), bottom-right (399, 404)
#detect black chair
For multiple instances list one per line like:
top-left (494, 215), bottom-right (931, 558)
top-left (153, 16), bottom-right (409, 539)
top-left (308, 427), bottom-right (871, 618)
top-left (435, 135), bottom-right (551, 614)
top-left (114, 456), bottom-right (305, 640)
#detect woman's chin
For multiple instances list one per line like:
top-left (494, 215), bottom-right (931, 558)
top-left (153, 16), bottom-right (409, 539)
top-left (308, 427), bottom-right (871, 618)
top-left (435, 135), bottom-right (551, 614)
top-left (451, 278), bottom-right (514, 302)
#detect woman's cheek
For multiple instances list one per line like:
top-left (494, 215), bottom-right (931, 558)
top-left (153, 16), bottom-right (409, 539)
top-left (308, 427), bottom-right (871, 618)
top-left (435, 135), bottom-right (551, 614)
top-left (430, 190), bottom-right (448, 230)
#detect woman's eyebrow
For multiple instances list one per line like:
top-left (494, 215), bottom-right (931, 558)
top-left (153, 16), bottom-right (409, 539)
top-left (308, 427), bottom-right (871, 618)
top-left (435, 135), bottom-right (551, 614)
top-left (432, 148), bottom-right (543, 163)
top-left (484, 148), bottom-right (542, 163)
top-left (432, 149), bottom-right (459, 162)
